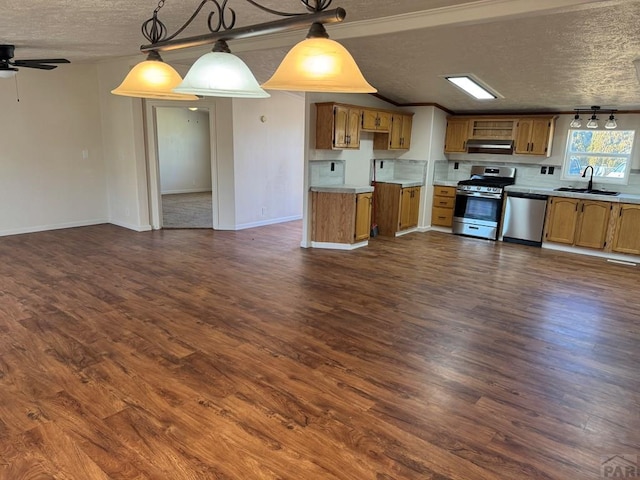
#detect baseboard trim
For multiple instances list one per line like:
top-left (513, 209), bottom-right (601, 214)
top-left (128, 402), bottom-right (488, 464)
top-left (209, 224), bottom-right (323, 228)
top-left (235, 215), bottom-right (302, 231)
top-left (0, 219), bottom-right (109, 238)
top-left (310, 240), bottom-right (368, 250)
top-left (109, 220), bottom-right (152, 232)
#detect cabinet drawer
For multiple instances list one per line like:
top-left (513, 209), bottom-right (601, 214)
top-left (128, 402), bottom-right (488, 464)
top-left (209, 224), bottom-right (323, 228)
top-left (432, 207), bottom-right (453, 227)
top-left (433, 186), bottom-right (456, 197)
top-left (433, 196), bottom-right (455, 209)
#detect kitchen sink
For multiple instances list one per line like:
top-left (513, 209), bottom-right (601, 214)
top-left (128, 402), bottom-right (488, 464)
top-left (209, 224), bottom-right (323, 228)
top-left (554, 187), bottom-right (619, 196)
top-left (555, 187), bottom-right (589, 192)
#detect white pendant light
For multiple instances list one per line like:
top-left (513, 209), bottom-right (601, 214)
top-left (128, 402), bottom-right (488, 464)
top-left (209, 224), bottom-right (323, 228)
top-left (174, 40), bottom-right (269, 98)
top-left (111, 51), bottom-right (198, 100)
top-left (261, 23), bottom-right (376, 93)
top-left (604, 113), bottom-right (617, 129)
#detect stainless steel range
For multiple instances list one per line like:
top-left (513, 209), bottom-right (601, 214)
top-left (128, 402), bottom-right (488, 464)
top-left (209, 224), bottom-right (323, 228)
top-left (453, 166), bottom-right (516, 240)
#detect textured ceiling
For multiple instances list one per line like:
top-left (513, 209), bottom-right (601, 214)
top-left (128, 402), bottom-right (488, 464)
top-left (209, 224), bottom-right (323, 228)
top-left (3, 0), bottom-right (640, 113)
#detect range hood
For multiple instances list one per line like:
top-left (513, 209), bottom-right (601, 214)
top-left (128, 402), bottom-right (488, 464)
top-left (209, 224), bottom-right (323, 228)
top-left (466, 139), bottom-right (514, 155)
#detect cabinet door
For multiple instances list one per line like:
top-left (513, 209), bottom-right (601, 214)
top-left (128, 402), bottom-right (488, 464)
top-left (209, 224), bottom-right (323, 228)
top-left (361, 109), bottom-right (379, 130)
top-left (575, 200), bottom-right (610, 249)
top-left (361, 110), bottom-right (391, 132)
top-left (400, 115), bottom-right (412, 149)
top-left (529, 119), bottom-right (551, 155)
top-left (354, 192), bottom-right (372, 242)
top-left (545, 197), bottom-right (578, 244)
top-left (515, 118), bottom-right (553, 155)
top-left (389, 114), bottom-right (404, 149)
top-left (409, 186), bottom-right (421, 227)
top-left (444, 118), bottom-right (470, 153)
top-left (514, 119), bottom-right (533, 154)
top-left (333, 105), bottom-right (350, 148)
top-left (377, 112), bottom-right (391, 131)
top-left (613, 204), bottom-right (640, 254)
top-left (347, 108), bottom-right (362, 148)
top-left (398, 187), bottom-right (414, 230)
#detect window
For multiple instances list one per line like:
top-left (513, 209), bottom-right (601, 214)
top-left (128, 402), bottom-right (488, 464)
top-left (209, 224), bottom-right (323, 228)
top-left (562, 129), bottom-right (635, 184)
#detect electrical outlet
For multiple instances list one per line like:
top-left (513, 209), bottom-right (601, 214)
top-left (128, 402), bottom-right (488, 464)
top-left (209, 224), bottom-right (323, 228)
top-left (380, 161), bottom-right (384, 169)
top-left (454, 162), bottom-right (459, 170)
top-left (540, 166), bottom-right (547, 174)
top-left (330, 162), bottom-right (335, 172)
top-left (548, 166), bottom-right (555, 175)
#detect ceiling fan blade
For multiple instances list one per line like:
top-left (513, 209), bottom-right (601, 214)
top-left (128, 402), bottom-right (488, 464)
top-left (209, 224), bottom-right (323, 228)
top-left (16, 63), bottom-right (58, 70)
top-left (13, 58), bottom-right (70, 65)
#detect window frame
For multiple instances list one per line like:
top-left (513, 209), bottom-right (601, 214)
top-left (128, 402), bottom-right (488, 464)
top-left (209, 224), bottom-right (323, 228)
top-left (561, 129), bottom-right (635, 185)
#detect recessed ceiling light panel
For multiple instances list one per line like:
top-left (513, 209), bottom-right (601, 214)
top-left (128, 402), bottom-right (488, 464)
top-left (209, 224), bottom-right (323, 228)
top-left (444, 75), bottom-right (499, 100)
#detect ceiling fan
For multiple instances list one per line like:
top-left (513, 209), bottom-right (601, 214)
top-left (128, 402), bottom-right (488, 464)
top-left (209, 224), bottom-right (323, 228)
top-left (0, 44), bottom-right (70, 78)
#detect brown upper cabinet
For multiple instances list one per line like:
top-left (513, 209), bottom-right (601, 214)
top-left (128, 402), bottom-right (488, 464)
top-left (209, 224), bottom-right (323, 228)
top-left (444, 115), bottom-right (557, 156)
top-left (514, 118), bottom-right (555, 156)
top-left (444, 118), bottom-right (470, 153)
top-left (361, 109), bottom-right (391, 132)
top-left (315, 103), bottom-right (362, 150)
top-left (315, 102), bottom-right (413, 151)
top-left (469, 119), bottom-right (516, 140)
top-left (375, 113), bottom-right (413, 150)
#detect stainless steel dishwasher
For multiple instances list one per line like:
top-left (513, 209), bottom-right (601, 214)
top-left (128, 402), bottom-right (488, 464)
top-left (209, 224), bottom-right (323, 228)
top-left (501, 192), bottom-right (548, 247)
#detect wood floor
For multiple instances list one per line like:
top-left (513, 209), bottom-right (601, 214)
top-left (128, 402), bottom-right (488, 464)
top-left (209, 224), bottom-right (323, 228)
top-left (0, 222), bottom-right (637, 479)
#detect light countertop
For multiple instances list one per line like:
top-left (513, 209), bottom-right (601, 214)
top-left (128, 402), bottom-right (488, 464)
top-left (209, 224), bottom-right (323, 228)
top-left (375, 179), bottom-right (423, 188)
top-left (310, 184), bottom-right (375, 194)
top-left (505, 185), bottom-right (640, 204)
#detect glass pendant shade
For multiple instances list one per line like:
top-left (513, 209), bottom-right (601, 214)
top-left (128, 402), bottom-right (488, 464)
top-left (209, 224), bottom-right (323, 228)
top-left (569, 114), bottom-right (581, 128)
top-left (174, 51), bottom-right (269, 98)
top-left (605, 114), bottom-right (617, 129)
top-left (586, 115), bottom-right (598, 129)
top-left (261, 37), bottom-right (376, 93)
top-left (111, 52), bottom-right (198, 100)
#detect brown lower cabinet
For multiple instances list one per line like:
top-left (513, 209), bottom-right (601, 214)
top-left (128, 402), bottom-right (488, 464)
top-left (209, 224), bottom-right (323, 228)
top-left (544, 197), bottom-right (611, 249)
top-left (612, 203), bottom-right (640, 255)
top-left (373, 182), bottom-right (421, 236)
top-left (311, 191), bottom-right (372, 244)
top-left (431, 186), bottom-right (456, 227)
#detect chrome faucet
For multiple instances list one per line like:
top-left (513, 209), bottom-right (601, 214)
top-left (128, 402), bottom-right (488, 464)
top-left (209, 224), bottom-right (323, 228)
top-left (582, 165), bottom-right (594, 191)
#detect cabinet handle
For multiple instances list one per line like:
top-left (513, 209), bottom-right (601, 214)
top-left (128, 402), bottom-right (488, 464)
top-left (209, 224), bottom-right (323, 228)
top-left (530, 143), bottom-right (534, 152)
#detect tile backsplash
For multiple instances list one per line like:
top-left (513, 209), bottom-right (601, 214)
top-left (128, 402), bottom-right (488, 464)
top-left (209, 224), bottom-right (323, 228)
top-left (309, 160), bottom-right (345, 186)
top-left (433, 159), bottom-right (640, 194)
top-left (373, 159), bottom-right (428, 183)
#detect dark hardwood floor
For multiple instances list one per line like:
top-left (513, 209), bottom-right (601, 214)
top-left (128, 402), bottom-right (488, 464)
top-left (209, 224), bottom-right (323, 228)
top-left (0, 222), bottom-right (637, 479)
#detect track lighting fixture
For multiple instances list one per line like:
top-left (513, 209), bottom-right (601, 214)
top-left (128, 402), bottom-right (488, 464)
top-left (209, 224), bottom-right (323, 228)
top-left (112, 0), bottom-right (376, 100)
top-left (570, 106), bottom-right (618, 130)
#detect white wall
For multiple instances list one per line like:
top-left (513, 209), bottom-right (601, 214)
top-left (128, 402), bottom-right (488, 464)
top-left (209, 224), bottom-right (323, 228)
top-left (156, 108), bottom-right (212, 194)
top-left (232, 91), bottom-right (305, 229)
top-left (97, 58), bottom-right (150, 232)
top-left (0, 65), bottom-right (107, 236)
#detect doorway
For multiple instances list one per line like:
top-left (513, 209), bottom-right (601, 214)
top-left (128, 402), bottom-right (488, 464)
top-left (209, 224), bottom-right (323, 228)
top-left (145, 102), bottom-right (217, 230)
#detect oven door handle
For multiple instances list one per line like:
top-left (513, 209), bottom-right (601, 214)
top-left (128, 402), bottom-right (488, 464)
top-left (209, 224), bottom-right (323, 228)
top-left (456, 191), bottom-right (502, 199)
